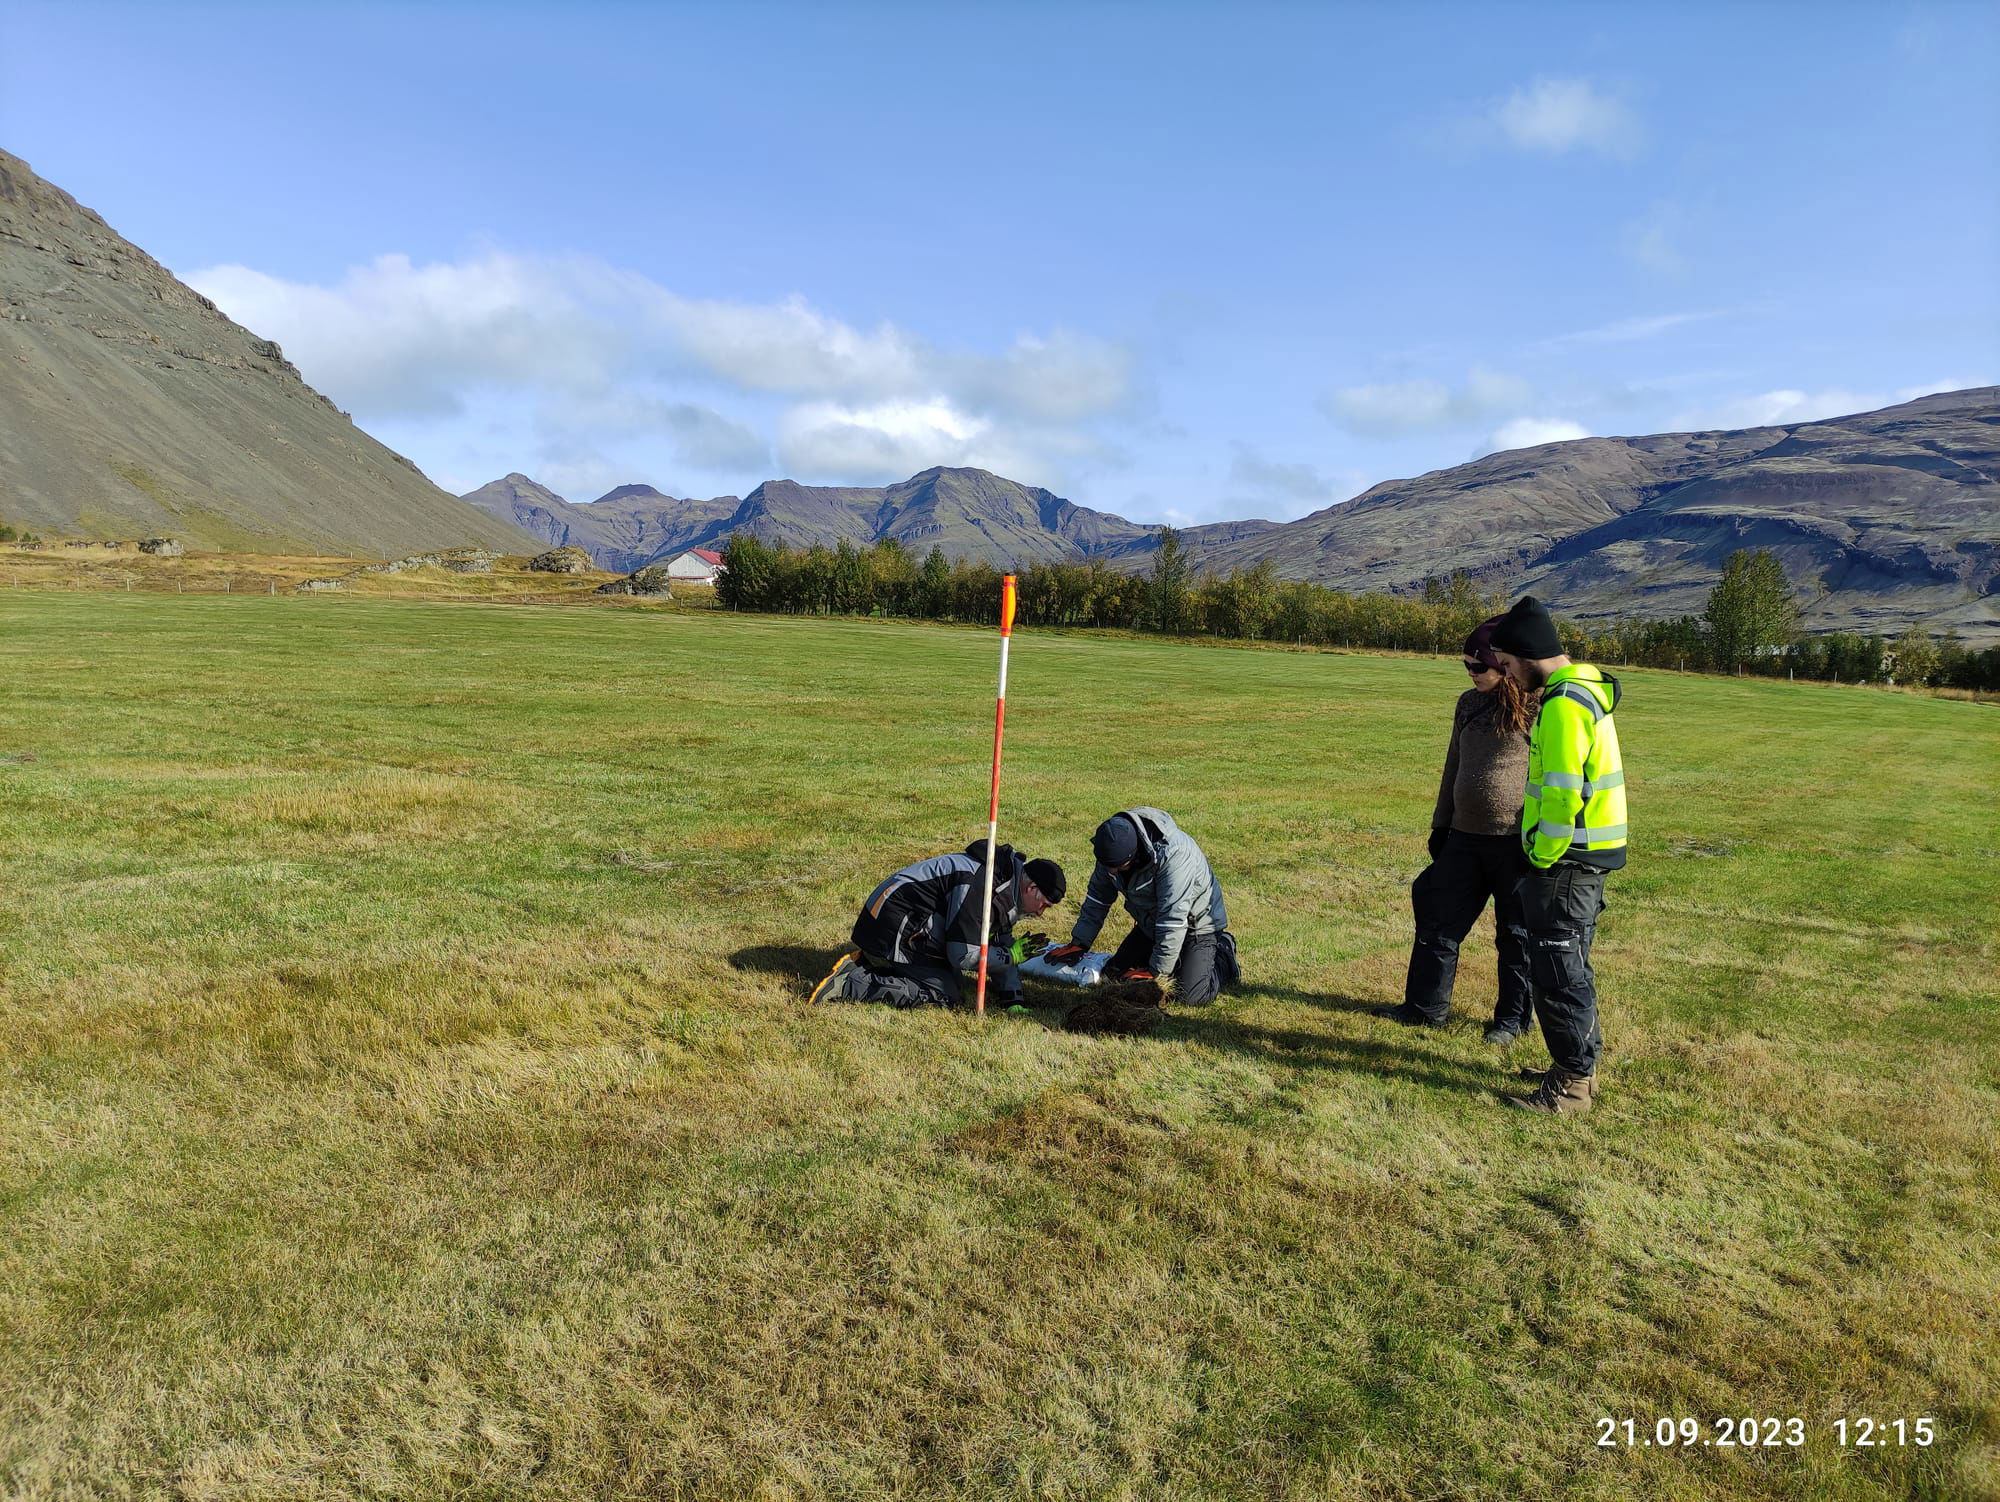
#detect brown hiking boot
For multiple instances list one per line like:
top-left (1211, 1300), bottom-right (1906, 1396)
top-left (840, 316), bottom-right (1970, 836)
top-left (1507, 1067), bottom-right (1596, 1116)
top-left (1516, 1066), bottom-right (1600, 1092)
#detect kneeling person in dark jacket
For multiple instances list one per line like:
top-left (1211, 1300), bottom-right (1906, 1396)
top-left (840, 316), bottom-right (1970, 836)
top-left (1045, 807), bottom-right (1236, 1006)
top-left (811, 843), bottom-right (1066, 1008)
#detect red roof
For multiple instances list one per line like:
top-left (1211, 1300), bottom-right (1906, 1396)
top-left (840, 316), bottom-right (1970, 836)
top-left (690, 548), bottom-right (725, 566)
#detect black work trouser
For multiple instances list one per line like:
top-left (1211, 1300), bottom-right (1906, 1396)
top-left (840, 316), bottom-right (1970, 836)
top-left (1108, 925), bottom-right (1222, 1007)
top-left (1404, 831), bottom-right (1533, 1027)
top-left (851, 950), bottom-right (963, 1009)
top-left (1520, 862), bottom-right (1607, 1076)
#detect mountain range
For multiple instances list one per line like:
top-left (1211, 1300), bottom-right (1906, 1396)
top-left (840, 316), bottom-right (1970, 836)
top-left (460, 467), bottom-right (1226, 576)
top-left (467, 387), bottom-right (1999, 640)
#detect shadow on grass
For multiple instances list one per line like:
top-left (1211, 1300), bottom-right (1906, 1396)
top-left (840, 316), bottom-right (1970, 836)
top-left (1228, 983), bottom-right (1379, 1012)
top-left (728, 943), bottom-right (848, 986)
top-left (1169, 1012), bottom-right (1512, 1100)
top-left (731, 955), bottom-right (1512, 1101)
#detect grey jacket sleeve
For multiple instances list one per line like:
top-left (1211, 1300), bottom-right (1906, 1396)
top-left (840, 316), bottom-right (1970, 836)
top-left (944, 939), bottom-right (1020, 996)
top-left (1070, 862), bottom-right (1118, 949)
top-left (1147, 845), bottom-right (1203, 976)
top-left (1432, 707), bottom-right (1463, 831)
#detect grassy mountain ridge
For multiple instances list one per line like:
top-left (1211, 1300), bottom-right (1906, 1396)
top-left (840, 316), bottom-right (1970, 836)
top-left (0, 149), bottom-right (536, 556)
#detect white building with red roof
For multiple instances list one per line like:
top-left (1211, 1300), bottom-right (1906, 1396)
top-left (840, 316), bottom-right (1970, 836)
top-left (663, 547), bottom-right (727, 583)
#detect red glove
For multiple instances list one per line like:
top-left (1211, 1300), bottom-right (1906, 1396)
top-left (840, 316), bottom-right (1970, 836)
top-left (1044, 943), bottom-right (1087, 965)
top-left (1118, 968), bottom-right (1155, 982)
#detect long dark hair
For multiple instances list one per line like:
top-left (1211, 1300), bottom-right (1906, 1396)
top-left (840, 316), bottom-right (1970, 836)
top-left (1492, 673), bottom-right (1536, 737)
top-left (1466, 614), bottom-right (1537, 737)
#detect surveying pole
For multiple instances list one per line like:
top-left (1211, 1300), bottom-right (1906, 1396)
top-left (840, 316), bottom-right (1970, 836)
top-left (973, 573), bottom-right (1018, 1017)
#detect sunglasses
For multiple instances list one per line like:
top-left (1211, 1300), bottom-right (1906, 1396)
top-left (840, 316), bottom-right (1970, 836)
top-left (1463, 660), bottom-right (1491, 675)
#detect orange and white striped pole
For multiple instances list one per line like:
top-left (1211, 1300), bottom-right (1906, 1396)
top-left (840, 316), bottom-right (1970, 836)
top-left (973, 573), bottom-right (1018, 1017)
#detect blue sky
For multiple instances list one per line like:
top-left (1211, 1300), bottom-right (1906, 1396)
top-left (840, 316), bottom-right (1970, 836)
top-left (4, 0), bottom-right (1995, 522)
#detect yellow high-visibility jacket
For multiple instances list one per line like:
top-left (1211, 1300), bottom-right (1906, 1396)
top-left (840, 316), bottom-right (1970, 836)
top-left (1522, 664), bottom-right (1627, 870)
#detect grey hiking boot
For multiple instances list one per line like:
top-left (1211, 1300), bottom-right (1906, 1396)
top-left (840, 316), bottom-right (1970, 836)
top-left (1484, 1023), bottom-right (1528, 1046)
top-left (808, 951), bottom-right (861, 1006)
top-left (1507, 1066), bottom-right (1596, 1116)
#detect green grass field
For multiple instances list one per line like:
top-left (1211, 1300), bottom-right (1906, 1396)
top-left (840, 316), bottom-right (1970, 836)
top-left (3, 593), bottom-right (1995, 1501)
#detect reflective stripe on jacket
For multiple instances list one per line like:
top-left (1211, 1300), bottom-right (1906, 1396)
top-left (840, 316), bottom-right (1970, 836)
top-left (1521, 665), bottom-right (1628, 871)
top-left (853, 846), bottom-right (1024, 991)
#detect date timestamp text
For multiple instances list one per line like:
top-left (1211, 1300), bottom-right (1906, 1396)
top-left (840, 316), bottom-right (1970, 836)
top-left (1597, 1417), bottom-right (1935, 1448)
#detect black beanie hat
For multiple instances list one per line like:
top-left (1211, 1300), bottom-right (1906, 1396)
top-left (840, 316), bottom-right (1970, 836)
top-left (1092, 814), bottom-right (1141, 868)
top-left (1490, 596), bottom-right (1563, 660)
top-left (1024, 857), bottom-right (1066, 903)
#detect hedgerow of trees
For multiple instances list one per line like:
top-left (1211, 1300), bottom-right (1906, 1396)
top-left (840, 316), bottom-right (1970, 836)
top-left (714, 533), bottom-right (2000, 691)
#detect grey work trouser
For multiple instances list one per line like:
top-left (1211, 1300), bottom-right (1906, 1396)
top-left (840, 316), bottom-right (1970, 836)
top-left (1520, 862), bottom-right (1607, 1075)
top-left (1107, 926), bottom-right (1224, 1007)
top-left (850, 950), bottom-right (963, 1009)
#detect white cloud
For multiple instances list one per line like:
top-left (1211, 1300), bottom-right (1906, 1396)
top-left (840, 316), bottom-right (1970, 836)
top-left (1321, 367), bottom-right (1534, 436)
top-left (1229, 446), bottom-right (1331, 501)
top-left (1673, 379), bottom-right (1981, 432)
top-left (644, 291), bottom-right (929, 400)
top-left (772, 398), bottom-right (1118, 489)
top-left (1491, 77), bottom-right (1640, 156)
top-left (1622, 202), bottom-right (1687, 277)
top-left (1224, 444), bottom-right (1375, 520)
top-left (776, 400), bottom-right (989, 484)
top-left (529, 447), bottom-right (640, 507)
top-left (537, 392), bottom-right (769, 470)
top-left (1481, 418), bottom-right (1593, 456)
top-left (949, 331), bottom-right (1137, 423)
top-left (188, 250), bottom-right (1136, 492)
top-left (190, 251), bottom-right (1135, 423)
top-left (1538, 310), bottom-right (1722, 348)
top-left (192, 254), bottom-right (618, 418)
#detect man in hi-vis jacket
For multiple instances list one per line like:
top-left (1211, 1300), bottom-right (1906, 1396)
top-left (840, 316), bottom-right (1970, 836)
top-left (1043, 807), bottom-right (1237, 1006)
top-left (810, 843), bottom-right (1065, 1009)
top-left (1487, 597), bottom-right (1629, 1117)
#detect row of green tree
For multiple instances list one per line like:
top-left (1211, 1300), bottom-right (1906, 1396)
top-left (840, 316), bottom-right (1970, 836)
top-left (714, 532), bottom-right (2000, 690)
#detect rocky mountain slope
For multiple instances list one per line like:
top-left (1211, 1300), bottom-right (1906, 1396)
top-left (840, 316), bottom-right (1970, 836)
top-left (0, 149), bottom-right (535, 554)
top-left (460, 474), bottom-right (740, 573)
top-left (464, 467), bottom-right (1174, 572)
top-left (1199, 386), bottom-right (1999, 639)
top-left (468, 387), bottom-right (1996, 639)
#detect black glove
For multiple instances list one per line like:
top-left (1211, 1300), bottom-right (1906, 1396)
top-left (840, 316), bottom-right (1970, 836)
top-left (1043, 942), bottom-right (1087, 966)
top-left (1427, 827), bottom-right (1449, 862)
top-left (1012, 931), bottom-right (1051, 959)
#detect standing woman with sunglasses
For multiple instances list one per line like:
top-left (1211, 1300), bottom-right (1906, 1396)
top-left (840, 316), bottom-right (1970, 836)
top-left (1372, 616), bottom-right (1538, 1041)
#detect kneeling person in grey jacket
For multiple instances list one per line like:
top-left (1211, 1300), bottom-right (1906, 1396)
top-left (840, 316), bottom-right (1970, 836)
top-left (1045, 808), bottom-right (1236, 1006)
